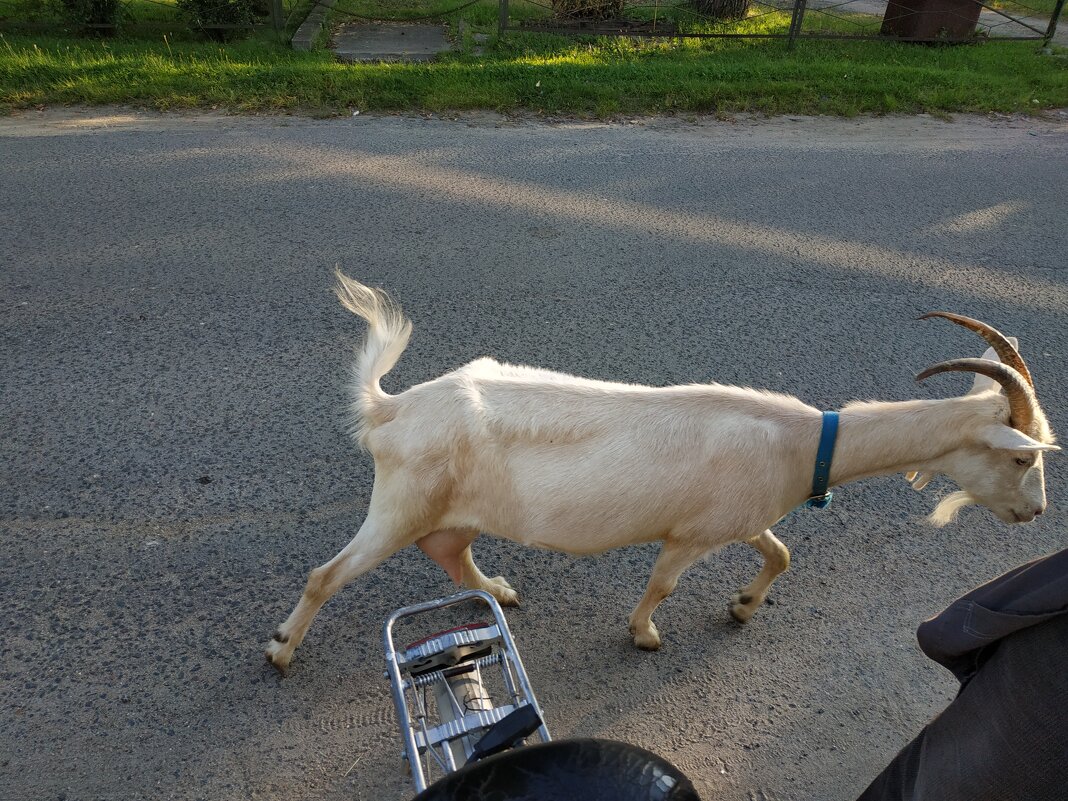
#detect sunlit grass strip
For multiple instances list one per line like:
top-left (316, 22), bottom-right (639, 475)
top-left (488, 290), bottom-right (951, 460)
top-left (1, 29), bottom-right (1065, 115)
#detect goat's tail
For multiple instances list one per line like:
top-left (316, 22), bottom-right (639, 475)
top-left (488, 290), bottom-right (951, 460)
top-left (334, 269), bottom-right (412, 443)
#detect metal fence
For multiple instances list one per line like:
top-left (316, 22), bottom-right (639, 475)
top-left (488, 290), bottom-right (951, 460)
top-left (1, 0), bottom-right (1061, 43)
top-left (497, 0), bottom-right (1064, 45)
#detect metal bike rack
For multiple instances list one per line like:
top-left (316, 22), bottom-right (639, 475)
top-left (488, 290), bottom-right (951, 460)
top-left (383, 589), bottom-right (551, 793)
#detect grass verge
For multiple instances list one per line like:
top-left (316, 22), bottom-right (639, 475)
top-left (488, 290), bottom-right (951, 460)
top-left (1, 6), bottom-right (1066, 116)
top-left (986, 0), bottom-right (1065, 20)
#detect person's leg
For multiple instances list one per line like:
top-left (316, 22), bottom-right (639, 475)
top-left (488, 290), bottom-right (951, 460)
top-left (857, 613), bottom-right (1068, 801)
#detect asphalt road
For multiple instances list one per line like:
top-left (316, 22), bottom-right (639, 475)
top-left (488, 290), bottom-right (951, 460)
top-left (2, 108), bottom-right (1066, 801)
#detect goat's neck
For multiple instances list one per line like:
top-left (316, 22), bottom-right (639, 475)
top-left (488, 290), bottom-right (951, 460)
top-left (828, 396), bottom-right (987, 487)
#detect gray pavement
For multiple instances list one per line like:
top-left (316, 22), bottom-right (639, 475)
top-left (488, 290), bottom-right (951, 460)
top-left (1, 108), bottom-right (1067, 801)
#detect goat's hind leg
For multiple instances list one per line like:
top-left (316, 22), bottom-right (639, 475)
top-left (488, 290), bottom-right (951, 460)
top-left (729, 529), bottom-right (789, 623)
top-left (417, 529), bottom-right (519, 606)
top-left (265, 506), bottom-right (423, 675)
top-left (627, 541), bottom-right (707, 651)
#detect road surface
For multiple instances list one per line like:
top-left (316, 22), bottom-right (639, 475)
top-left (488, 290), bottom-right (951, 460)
top-left (1, 108), bottom-right (1066, 801)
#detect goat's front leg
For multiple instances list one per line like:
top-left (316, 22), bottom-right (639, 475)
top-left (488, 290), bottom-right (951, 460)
top-left (627, 541), bottom-right (707, 651)
top-left (729, 529), bottom-right (790, 623)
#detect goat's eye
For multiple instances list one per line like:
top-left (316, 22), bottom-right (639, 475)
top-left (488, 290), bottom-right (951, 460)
top-left (1015, 457), bottom-right (1030, 467)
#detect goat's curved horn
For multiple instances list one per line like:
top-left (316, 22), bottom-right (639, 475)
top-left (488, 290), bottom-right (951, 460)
top-left (917, 358), bottom-right (1035, 432)
top-left (919, 312), bottom-right (1033, 388)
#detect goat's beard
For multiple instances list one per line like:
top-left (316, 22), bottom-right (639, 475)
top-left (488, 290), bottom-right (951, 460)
top-left (929, 491), bottom-right (976, 527)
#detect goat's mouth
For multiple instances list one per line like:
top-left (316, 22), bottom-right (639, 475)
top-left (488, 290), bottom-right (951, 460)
top-left (1011, 510), bottom-right (1035, 524)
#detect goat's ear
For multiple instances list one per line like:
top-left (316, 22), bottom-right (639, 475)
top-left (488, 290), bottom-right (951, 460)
top-left (967, 339), bottom-right (1020, 395)
top-left (978, 424), bottom-right (1060, 452)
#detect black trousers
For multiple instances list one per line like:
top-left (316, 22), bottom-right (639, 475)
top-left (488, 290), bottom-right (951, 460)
top-left (857, 612), bottom-right (1068, 801)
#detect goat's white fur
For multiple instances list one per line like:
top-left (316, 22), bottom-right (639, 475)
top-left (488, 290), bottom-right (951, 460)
top-left (929, 491), bottom-right (977, 527)
top-left (264, 274), bottom-right (1057, 674)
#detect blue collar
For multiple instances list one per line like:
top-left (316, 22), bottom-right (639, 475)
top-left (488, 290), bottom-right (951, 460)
top-left (806, 411), bottom-right (840, 510)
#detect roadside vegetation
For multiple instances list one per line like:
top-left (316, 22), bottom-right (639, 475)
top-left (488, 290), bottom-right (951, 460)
top-left (1, 0), bottom-right (1065, 116)
top-left (988, 0), bottom-right (1064, 18)
top-left (0, 0), bottom-right (181, 23)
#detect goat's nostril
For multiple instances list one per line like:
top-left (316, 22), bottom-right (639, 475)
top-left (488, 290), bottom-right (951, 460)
top-left (1034, 507), bottom-right (1044, 517)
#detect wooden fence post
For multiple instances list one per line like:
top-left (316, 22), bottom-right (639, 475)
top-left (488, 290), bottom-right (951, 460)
top-left (787, 0), bottom-right (808, 48)
top-left (1045, 0), bottom-right (1065, 44)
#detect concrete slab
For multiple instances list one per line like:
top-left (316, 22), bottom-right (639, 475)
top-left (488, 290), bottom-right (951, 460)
top-left (332, 23), bottom-right (452, 62)
top-left (291, 0), bottom-right (334, 51)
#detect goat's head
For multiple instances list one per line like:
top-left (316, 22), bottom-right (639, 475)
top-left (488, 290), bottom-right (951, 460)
top-left (915, 312), bottom-right (1058, 526)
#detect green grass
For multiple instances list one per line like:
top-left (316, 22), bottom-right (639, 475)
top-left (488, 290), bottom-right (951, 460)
top-left (1, 5), bottom-right (1066, 116)
top-left (987, 0), bottom-right (1065, 20)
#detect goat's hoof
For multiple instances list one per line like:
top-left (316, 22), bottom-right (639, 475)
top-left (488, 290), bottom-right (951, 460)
top-left (729, 605), bottom-right (755, 624)
top-left (265, 650), bottom-right (290, 677)
top-left (634, 635), bottom-right (662, 651)
top-left (488, 577), bottom-right (520, 607)
top-left (728, 591), bottom-right (761, 624)
top-left (265, 639), bottom-right (292, 676)
top-left (632, 625), bottom-right (661, 651)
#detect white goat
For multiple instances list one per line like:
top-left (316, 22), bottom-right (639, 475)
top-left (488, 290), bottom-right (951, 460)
top-left (265, 272), bottom-right (1058, 674)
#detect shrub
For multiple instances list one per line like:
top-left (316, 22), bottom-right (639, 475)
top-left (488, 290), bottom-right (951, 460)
top-left (177, 0), bottom-right (255, 39)
top-left (59, 0), bottom-right (121, 27)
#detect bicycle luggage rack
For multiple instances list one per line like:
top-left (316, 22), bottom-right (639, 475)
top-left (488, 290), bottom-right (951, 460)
top-left (384, 589), bottom-right (551, 793)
